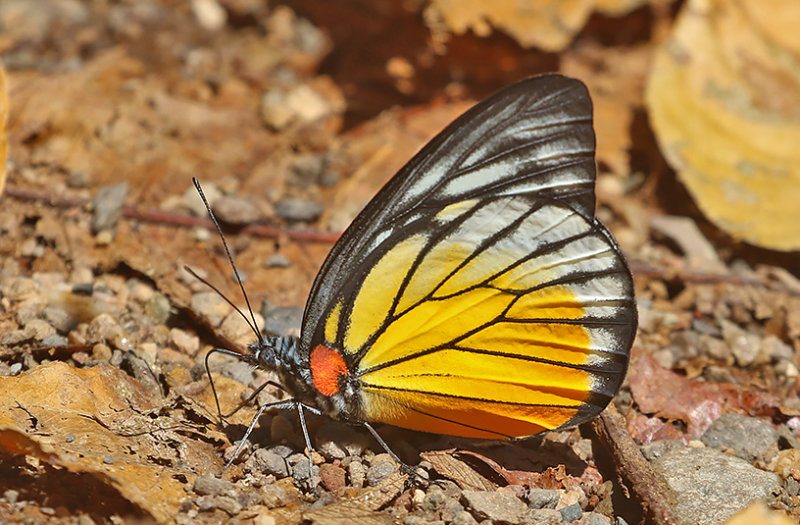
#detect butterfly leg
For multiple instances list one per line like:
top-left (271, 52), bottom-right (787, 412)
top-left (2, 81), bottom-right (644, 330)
top-left (362, 422), bottom-right (429, 486)
top-left (223, 398), bottom-right (299, 470)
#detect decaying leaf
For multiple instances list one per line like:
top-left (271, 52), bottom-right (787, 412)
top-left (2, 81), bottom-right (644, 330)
top-left (646, 0), bottom-right (800, 251)
top-left (0, 361), bottom-right (217, 522)
top-left (423, 0), bottom-right (658, 52)
top-left (628, 351), bottom-right (780, 440)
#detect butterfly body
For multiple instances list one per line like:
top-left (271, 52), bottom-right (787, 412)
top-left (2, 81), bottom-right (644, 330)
top-left (223, 73), bottom-right (635, 451)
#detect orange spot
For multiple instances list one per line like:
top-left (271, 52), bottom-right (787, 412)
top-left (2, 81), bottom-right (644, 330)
top-left (310, 345), bottom-right (348, 396)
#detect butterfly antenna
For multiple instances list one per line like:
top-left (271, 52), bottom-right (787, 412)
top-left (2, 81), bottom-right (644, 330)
top-left (192, 177), bottom-right (263, 344)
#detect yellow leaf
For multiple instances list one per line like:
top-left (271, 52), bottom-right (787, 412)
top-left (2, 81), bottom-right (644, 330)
top-left (646, 0), bottom-right (800, 251)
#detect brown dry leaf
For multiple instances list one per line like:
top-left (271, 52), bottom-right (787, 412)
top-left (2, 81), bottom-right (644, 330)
top-left (723, 501), bottom-right (795, 525)
top-left (0, 65), bottom-right (7, 196)
top-left (323, 101), bottom-right (472, 232)
top-left (302, 472), bottom-right (407, 524)
top-left (628, 350), bottom-right (780, 440)
top-left (423, 0), bottom-right (657, 52)
top-left (0, 362), bottom-right (204, 522)
top-left (646, 0), bottom-right (800, 251)
top-left (420, 449), bottom-right (497, 491)
top-left (562, 43), bottom-right (653, 176)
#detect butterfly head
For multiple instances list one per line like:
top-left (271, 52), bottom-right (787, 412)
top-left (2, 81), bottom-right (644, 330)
top-left (248, 334), bottom-right (315, 399)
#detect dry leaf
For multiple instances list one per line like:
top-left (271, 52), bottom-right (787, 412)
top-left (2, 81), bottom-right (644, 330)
top-left (0, 362), bottom-right (201, 522)
top-left (646, 0), bottom-right (800, 251)
top-left (424, 0), bottom-right (659, 52)
top-left (723, 501), bottom-right (795, 525)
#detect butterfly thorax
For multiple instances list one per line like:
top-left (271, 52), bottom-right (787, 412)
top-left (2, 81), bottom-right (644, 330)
top-left (249, 336), bottom-right (361, 421)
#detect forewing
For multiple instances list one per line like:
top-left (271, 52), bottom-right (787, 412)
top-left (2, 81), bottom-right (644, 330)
top-left (301, 74), bottom-right (598, 352)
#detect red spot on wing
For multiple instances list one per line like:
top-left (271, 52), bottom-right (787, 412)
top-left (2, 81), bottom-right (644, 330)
top-left (310, 345), bottom-right (348, 396)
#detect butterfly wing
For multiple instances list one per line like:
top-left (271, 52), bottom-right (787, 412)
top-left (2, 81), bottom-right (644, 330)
top-left (301, 74), bottom-right (636, 438)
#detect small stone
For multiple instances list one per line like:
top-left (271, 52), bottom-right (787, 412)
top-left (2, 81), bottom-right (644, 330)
top-left (40, 507), bottom-right (55, 515)
top-left (582, 513), bottom-right (612, 525)
top-left (195, 495), bottom-right (241, 516)
top-left (640, 439), bottom-right (684, 461)
top-left (103, 456), bottom-right (114, 464)
top-left (274, 197), bottom-right (324, 222)
top-left (262, 254), bottom-right (291, 268)
top-left (721, 320), bottom-right (761, 367)
top-left (252, 516), bottom-right (277, 525)
top-left (461, 488), bottom-right (527, 524)
top-left (191, 292), bottom-right (229, 327)
top-left (260, 484), bottom-right (291, 509)
top-left (95, 230), bottom-right (113, 245)
top-left (170, 328), bottom-right (199, 355)
top-left (558, 502), bottom-right (583, 522)
top-left (421, 490), bottom-right (447, 512)
top-left (1, 276), bottom-right (39, 301)
top-left (3, 489), bottom-right (19, 503)
top-left (92, 344), bottom-right (113, 362)
top-left (526, 488), bottom-right (559, 509)
top-left (67, 171), bottom-right (90, 188)
top-left (263, 306), bottom-right (303, 337)
top-left (314, 421), bottom-right (370, 459)
top-left (523, 508), bottom-right (562, 524)
top-left (43, 306), bottom-right (76, 333)
top-left (451, 510), bottom-right (478, 525)
top-left (248, 449), bottom-right (288, 478)
top-left (366, 455), bottom-right (397, 486)
top-left (213, 195), bottom-right (261, 225)
top-left (193, 476), bottom-right (234, 497)
top-left (701, 414), bottom-right (777, 462)
top-left (261, 90), bottom-right (294, 130)
top-left (219, 310), bottom-right (264, 346)
top-left (145, 292), bottom-right (171, 325)
top-left (92, 182), bottom-right (128, 233)
top-left (191, 0), bottom-right (226, 30)
top-left (319, 463), bottom-right (346, 492)
top-left (25, 319), bottom-right (55, 340)
top-left (86, 314), bottom-right (126, 347)
top-left (348, 459), bottom-right (366, 489)
top-left (291, 456), bottom-right (317, 483)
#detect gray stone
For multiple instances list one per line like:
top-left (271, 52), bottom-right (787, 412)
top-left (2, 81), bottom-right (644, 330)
top-left (651, 447), bottom-right (781, 525)
top-left (558, 502), bottom-right (582, 522)
top-left (92, 182), bottom-right (128, 233)
top-left (263, 306), bottom-right (303, 337)
top-left (366, 456), bottom-right (397, 486)
top-left (274, 197), bottom-right (323, 222)
top-left (526, 488), bottom-right (559, 509)
top-left (462, 489), bottom-right (527, 524)
top-left (213, 195), bottom-right (261, 225)
top-left (640, 439), bottom-right (684, 461)
top-left (523, 508), bottom-right (562, 525)
top-left (582, 513), bottom-right (612, 525)
top-left (248, 449), bottom-right (288, 477)
top-left (193, 476), bottom-right (234, 497)
top-left (701, 414), bottom-right (777, 462)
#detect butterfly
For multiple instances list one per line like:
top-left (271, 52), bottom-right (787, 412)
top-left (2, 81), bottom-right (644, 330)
top-left (197, 73), bottom-right (637, 479)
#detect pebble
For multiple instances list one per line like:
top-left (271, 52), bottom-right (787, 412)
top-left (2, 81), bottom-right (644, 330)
top-left (253, 516), bottom-right (277, 525)
top-left (191, 0), bottom-right (226, 30)
top-left (558, 502), bottom-right (583, 522)
top-left (25, 318), bottom-right (55, 340)
top-left (701, 414), bottom-right (778, 462)
top-left (1, 276), bottom-right (39, 301)
top-left (524, 508), bottom-right (562, 524)
top-left (348, 459), bottom-right (366, 489)
top-left (262, 254), bottom-right (292, 268)
top-left (720, 320), bottom-right (762, 367)
top-left (195, 495), bottom-right (241, 516)
top-left (91, 343), bottom-right (113, 362)
top-left (213, 195), bottom-right (261, 225)
top-left (86, 314), bottom-right (127, 349)
top-left (314, 421), bottom-right (370, 459)
top-left (451, 510), bottom-right (478, 525)
top-left (526, 488), bottom-right (559, 509)
top-left (582, 513), bottom-right (612, 525)
top-left (91, 182), bottom-right (128, 233)
top-left (260, 484), bottom-right (291, 509)
top-left (183, 183), bottom-right (222, 217)
top-left (193, 476), bottom-right (234, 497)
top-left (263, 306), bottom-right (303, 337)
top-left (219, 310), bottom-right (264, 346)
top-left (190, 292), bottom-right (229, 327)
top-left (289, 153), bottom-right (327, 187)
top-left (247, 449), bottom-right (288, 478)
top-left (274, 197), bottom-right (324, 222)
top-left (3, 489), bottom-right (19, 504)
top-left (650, 447), bottom-right (781, 524)
top-left (144, 292), bottom-right (171, 325)
top-left (169, 328), bottom-right (199, 355)
top-left (461, 489), bottom-right (527, 524)
top-left (291, 455), bottom-right (317, 483)
top-left (640, 439), bottom-right (684, 462)
top-left (366, 455), bottom-right (397, 486)
top-left (318, 463), bottom-right (346, 492)
top-left (43, 306), bottom-right (76, 333)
